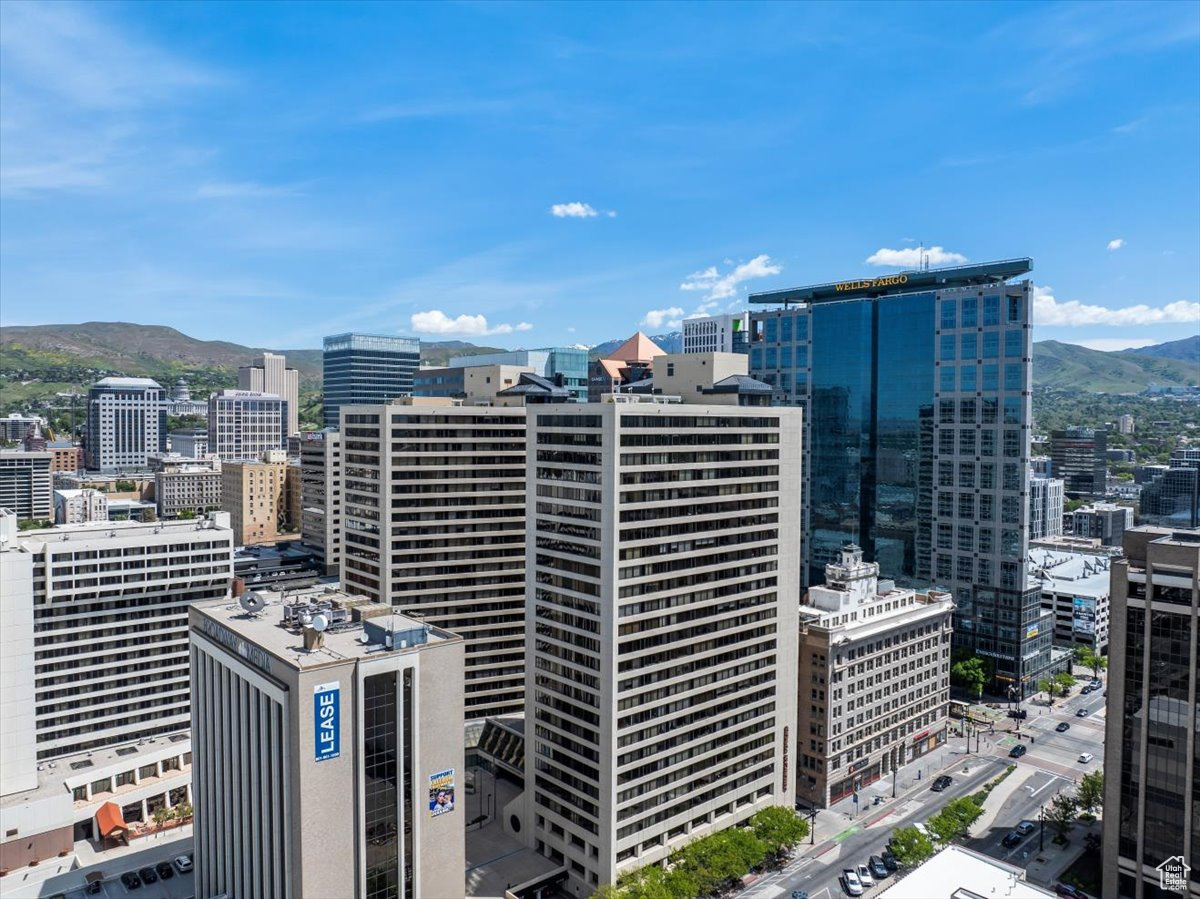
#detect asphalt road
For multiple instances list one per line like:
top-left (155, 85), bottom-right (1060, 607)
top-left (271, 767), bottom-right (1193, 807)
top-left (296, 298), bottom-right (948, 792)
top-left (744, 758), bottom-right (1008, 898)
top-left (742, 681), bottom-right (1109, 899)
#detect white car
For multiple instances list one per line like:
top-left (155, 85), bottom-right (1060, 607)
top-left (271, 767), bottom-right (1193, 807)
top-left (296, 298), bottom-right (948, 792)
top-left (857, 863), bottom-right (875, 887)
top-left (1079, 752), bottom-right (1095, 764)
top-left (841, 868), bottom-right (864, 896)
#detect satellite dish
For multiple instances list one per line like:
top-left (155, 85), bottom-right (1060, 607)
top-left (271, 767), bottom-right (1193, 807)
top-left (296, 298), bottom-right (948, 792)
top-left (240, 592), bottom-right (266, 614)
top-left (310, 613), bottom-right (329, 633)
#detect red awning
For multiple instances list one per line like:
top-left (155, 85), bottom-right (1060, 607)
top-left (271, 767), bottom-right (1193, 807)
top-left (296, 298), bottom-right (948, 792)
top-left (96, 801), bottom-right (128, 838)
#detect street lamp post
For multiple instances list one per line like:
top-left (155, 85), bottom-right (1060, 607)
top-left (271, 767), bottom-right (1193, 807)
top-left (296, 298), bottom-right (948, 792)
top-left (1039, 804), bottom-right (1045, 852)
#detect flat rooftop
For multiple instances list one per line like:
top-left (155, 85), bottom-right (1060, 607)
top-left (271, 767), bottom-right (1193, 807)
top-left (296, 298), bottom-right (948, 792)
top-left (1026, 548), bottom-right (1115, 596)
top-left (876, 845), bottom-right (1054, 898)
top-left (191, 585), bottom-right (460, 672)
top-left (748, 257), bottom-right (1033, 305)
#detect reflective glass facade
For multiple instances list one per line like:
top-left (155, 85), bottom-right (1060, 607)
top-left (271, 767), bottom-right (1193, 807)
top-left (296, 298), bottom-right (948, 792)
top-left (750, 276), bottom-right (1051, 688)
top-left (323, 334), bottom-right (421, 429)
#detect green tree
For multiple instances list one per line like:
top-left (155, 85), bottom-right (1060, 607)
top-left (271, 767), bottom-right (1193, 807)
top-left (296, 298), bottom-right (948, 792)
top-left (1037, 677), bottom-right (1059, 704)
top-left (888, 825), bottom-right (935, 867)
top-left (1076, 648), bottom-right (1107, 680)
top-left (928, 797), bottom-right (984, 844)
top-left (1077, 772), bottom-right (1104, 816)
top-left (1045, 793), bottom-right (1079, 842)
top-left (750, 806), bottom-right (809, 859)
top-left (178, 508), bottom-right (197, 520)
top-left (1054, 671), bottom-right (1076, 697)
top-left (951, 657), bottom-right (987, 700)
top-left (17, 518), bottom-right (52, 531)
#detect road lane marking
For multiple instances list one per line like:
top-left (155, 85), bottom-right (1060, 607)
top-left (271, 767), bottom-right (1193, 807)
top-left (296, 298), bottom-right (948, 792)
top-left (1030, 775), bottom-right (1059, 797)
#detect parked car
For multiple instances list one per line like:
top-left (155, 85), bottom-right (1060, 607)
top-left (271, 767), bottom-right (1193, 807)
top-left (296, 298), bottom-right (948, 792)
top-left (120, 872), bottom-right (142, 890)
top-left (138, 867), bottom-right (158, 885)
top-left (868, 855), bottom-right (889, 879)
top-left (1002, 830), bottom-right (1025, 848)
top-left (1016, 820), bottom-right (1037, 835)
top-left (856, 863), bottom-right (875, 887)
top-left (841, 869), bottom-right (864, 897)
top-left (1080, 685), bottom-right (1094, 695)
top-left (1009, 744), bottom-right (1027, 758)
top-left (1079, 752), bottom-right (1095, 764)
top-left (931, 774), bottom-right (953, 792)
top-left (881, 849), bottom-right (900, 871)
top-left (156, 861), bottom-right (175, 879)
top-left (173, 854), bottom-right (194, 874)
top-left (1089, 679), bottom-right (1102, 688)
top-left (1056, 721), bottom-right (1071, 732)
top-left (1076, 708), bottom-right (1090, 718)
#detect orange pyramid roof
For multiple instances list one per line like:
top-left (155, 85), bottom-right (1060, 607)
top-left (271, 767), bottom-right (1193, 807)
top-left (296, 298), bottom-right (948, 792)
top-left (605, 332), bottom-right (666, 364)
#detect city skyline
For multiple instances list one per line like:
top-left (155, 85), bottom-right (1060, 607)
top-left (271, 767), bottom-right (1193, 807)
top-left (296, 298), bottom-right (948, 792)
top-left (2, 2), bottom-right (1198, 351)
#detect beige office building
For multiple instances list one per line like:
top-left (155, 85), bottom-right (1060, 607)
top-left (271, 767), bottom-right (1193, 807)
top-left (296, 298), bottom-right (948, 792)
top-left (1102, 527), bottom-right (1200, 899)
top-left (222, 450), bottom-right (289, 545)
top-left (795, 545), bottom-right (954, 808)
top-left (239, 351), bottom-right (301, 436)
top-left (521, 398), bottom-right (802, 892)
top-left (189, 587), bottom-right (465, 899)
top-left (53, 488), bottom-right (108, 524)
top-left (300, 429), bottom-right (342, 576)
top-left (340, 399), bottom-right (527, 721)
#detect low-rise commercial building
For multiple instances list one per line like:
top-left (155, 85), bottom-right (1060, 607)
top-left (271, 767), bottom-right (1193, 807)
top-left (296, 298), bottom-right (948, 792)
top-left (1028, 544), bottom-right (1117, 654)
top-left (53, 488), bottom-right (108, 524)
top-left (1070, 501), bottom-right (1133, 546)
top-left (189, 587), bottom-right (465, 899)
top-left (796, 545), bottom-right (954, 808)
top-left (156, 463), bottom-right (223, 519)
top-left (45, 440), bottom-right (83, 473)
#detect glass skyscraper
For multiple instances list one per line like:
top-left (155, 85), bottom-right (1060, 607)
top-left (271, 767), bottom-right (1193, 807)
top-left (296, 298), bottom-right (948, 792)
top-left (748, 259), bottom-right (1053, 690)
top-left (322, 333), bottom-right (421, 429)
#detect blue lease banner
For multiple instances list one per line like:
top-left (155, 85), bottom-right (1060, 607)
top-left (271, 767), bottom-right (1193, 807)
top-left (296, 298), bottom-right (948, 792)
top-left (314, 682), bottom-right (340, 762)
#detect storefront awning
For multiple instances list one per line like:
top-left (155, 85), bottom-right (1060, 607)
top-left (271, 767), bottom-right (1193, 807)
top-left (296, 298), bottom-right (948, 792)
top-left (96, 801), bottom-right (129, 838)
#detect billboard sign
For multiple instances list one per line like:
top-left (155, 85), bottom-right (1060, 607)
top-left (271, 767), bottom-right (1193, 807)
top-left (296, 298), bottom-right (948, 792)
top-left (429, 769), bottom-right (456, 817)
top-left (314, 682), bottom-right (340, 762)
top-left (1072, 597), bottom-right (1096, 637)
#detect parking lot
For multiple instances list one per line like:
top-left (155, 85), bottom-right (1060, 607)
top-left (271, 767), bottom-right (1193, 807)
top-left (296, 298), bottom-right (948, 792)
top-left (1, 840), bottom-right (193, 899)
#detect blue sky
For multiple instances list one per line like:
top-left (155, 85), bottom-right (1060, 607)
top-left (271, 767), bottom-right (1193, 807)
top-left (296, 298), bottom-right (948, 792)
top-left (2, 1), bottom-right (1198, 352)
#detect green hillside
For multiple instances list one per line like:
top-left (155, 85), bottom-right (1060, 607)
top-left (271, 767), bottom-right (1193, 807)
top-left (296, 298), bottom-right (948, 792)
top-left (1032, 340), bottom-right (1197, 392)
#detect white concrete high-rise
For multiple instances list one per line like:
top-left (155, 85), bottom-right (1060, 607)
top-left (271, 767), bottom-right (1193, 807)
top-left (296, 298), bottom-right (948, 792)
top-left (239, 351), bottom-right (301, 436)
top-left (207, 389), bottom-right (288, 462)
top-left (0, 451), bottom-right (53, 521)
top-left (299, 430), bottom-right (342, 576)
top-left (1029, 475), bottom-right (1065, 540)
top-left (339, 399), bottom-right (527, 721)
top-left (85, 377), bottom-right (167, 472)
top-left (681, 312), bottom-right (750, 354)
top-left (521, 398), bottom-right (801, 892)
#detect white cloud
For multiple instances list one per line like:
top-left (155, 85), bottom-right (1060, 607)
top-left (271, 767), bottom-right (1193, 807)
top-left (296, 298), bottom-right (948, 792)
top-left (410, 310), bottom-right (533, 336)
top-left (679, 254), bottom-right (782, 300)
top-left (641, 307), bottom-right (685, 329)
top-left (865, 246), bottom-right (967, 267)
top-left (550, 202), bottom-right (617, 219)
top-left (1033, 285), bottom-right (1200, 326)
top-left (1107, 238), bottom-right (1125, 251)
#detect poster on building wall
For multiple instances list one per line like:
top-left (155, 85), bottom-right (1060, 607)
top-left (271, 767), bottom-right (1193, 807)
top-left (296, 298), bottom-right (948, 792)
top-left (1072, 596), bottom-right (1096, 637)
top-left (313, 682), bottom-right (340, 762)
top-left (428, 769), bottom-right (455, 817)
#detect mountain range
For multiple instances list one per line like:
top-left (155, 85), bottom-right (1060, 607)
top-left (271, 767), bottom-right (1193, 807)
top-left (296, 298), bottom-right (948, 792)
top-left (0, 323), bottom-right (1196, 413)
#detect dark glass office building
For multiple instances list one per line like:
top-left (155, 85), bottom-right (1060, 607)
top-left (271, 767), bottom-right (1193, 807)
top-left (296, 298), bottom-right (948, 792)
top-left (1103, 526), bottom-right (1199, 899)
top-left (323, 333), bottom-right (421, 429)
top-left (748, 259), bottom-right (1053, 690)
top-left (1050, 426), bottom-right (1108, 498)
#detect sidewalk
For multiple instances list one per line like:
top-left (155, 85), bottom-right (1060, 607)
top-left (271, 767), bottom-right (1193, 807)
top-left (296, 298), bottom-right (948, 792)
top-left (800, 739), bottom-right (1000, 859)
top-left (1021, 817), bottom-right (1101, 887)
top-left (968, 766), bottom-right (1031, 837)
